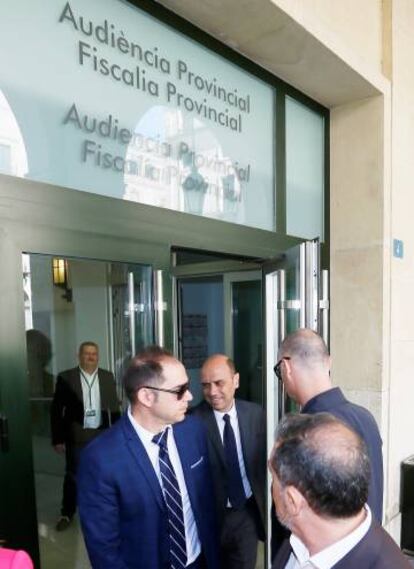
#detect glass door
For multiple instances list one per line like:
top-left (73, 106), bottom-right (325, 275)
top-left (22, 254), bottom-right (154, 569)
top-left (223, 271), bottom-right (263, 406)
top-left (263, 239), bottom-right (329, 566)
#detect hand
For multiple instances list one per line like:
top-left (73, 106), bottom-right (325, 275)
top-left (54, 443), bottom-right (65, 454)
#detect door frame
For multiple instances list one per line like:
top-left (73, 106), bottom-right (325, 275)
top-left (223, 270), bottom-right (262, 358)
top-left (0, 173), bottom-right (302, 565)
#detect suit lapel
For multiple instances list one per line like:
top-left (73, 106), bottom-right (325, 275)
top-left (121, 415), bottom-right (165, 512)
top-left (70, 368), bottom-right (83, 402)
top-left (272, 540), bottom-right (292, 569)
top-left (98, 369), bottom-right (108, 405)
top-left (173, 421), bottom-right (205, 513)
top-left (236, 400), bottom-right (252, 472)
top-left (202, 404), bottom-right (226, 466)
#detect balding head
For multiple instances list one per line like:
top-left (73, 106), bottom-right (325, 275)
top-left (269, 413), bottom-right (370, 519)
top-left (278, 329), bottom-right (329, 369)
top-left (200, 354), bottom-right (239, 412)
top-left (276, 329), bottom-right (331, 405)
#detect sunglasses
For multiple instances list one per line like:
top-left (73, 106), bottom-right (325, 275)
top-left (142, 382), bottom-right (190, 400)
top-left (273, 357), bottom-right (291, 381)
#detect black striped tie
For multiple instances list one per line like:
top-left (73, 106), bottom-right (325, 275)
top-left (153, 429), bottom-right (188, 569)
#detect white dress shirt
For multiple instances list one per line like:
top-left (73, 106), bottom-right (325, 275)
top-left (285, 505), bottom-right (372, 569)
top-left (127, 408), bottom-right (201, 566)
top-left (79, 367), bottom-right (101, 429)
top-left (213, 402), bottom-right (253, 504)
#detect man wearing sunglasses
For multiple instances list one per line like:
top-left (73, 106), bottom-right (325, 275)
top-left (192, 354), bottom-right (266, 569)
top-left (274, 328), bottom-right (383, 524)
top-left (78, 346), bottom-right (220, 569)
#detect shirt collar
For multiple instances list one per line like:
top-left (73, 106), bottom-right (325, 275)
top-left (290, 505), bottom-right (372, 569)
top-left (79, 366), bottom-right (98, 378)
top-left (213, 400), bottom-right (237, 422)
top-left (127, 407), bottom-right (172, 446)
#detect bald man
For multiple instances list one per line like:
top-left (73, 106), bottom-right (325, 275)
top-left (191, 354), bottom-right (266, 569)
top-left (270, 413), bottom-right (410, 569)
top-left (275, 328), bottom-right (383, 522)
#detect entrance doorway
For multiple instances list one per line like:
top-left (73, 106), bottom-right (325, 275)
top-left (13, 239), bottom-right (326, 569)
top-left (176, 270), bottom-right (262, 408)
top-left (23, 253), bottom-right (154, 569)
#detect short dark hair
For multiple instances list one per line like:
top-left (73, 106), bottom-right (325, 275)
top-left (123, 345), bottom-right (174, 404)
top-left (79, 341), bottom-right (98, 354)
top-left (270, 413), bottom-right (370, 518)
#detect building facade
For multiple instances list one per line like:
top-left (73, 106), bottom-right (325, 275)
top-left (0, 0), bottom-right (412, 566)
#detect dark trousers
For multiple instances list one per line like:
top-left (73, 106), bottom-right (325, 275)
top-left (61, 444), bottom-right (83, 518)
top-left (220, 498), bottom-right (261, 569)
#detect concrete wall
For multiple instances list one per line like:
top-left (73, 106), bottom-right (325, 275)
top-left (272, 0), bottom-right (383, 75)
top-left (98, 0), bottom-right (414, 543)
top-left (387, 0), bottom-right (414, 537)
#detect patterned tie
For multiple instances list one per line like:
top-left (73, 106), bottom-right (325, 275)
top-left (152, 428), bottom-right (188, 569)
top-left (223, 413), bottom-right (246, 509)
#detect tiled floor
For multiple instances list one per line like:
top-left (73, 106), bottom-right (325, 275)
top-left (33, 436), bottom-right (91, 569)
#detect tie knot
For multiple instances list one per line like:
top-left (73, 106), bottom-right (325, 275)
top-left (223, 414), bottom-right (231, 424)
top-left (152, 428), bottom-right (168, 450)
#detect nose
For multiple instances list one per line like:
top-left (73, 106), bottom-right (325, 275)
top-left (209, 382), bottom-right (219, 395)
top-left (186, 388), bottom-right (193, 402)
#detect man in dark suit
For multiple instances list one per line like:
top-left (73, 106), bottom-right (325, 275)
top-left (275, 328), bottom-right (383, 522)
top-left (192, 354), bottom-right (266, 569)
top-left (50, 341), bottom-right (120, 531)
top-left (269, 412), bottom-right (410, 569)
top-left (78, 347), bottom-right (220, 569)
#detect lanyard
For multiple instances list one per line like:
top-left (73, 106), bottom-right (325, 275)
top-left (80, 369), bottom-right (98, 408)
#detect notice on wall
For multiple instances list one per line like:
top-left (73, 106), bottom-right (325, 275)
top-left (182, 314), bottom-right (208, 369)
top-left (0, 0), bottom-right (275, 230)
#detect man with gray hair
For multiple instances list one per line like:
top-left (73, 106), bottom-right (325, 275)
top-left (274, 328), bottom-right (383, 522)
top-left (269, 413), bottom-right (410, 568)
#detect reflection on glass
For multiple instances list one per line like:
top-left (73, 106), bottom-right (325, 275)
top-left (286, 96), bottom-right (325, 240)
top-left (232, 279), bottom-right (262, 406)
top-left (123, 107), bottom-right (245, 222)
top-left (0, 90), bottom-right (28, 176)
top-left (22, 254), bottom-right (154, 568)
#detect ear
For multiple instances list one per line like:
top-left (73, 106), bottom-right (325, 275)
top-left (233, 372), bottom-right (240, 389)
top-left (285, 485), bottom-right (306, 517)
top-left (136, 387), bottom-right (155, 408)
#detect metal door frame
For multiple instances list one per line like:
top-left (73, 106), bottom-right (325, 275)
top-left (0, 174), bottom-right (302, 565)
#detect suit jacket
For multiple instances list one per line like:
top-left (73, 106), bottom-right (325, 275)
top-left (272, 519), bottom-right (411, 569)
top-left (191, 399), bottom-right (266, 539)
top-left (77, 413), bottom-right (220, 569)
top-left (271, 388), bottom-right (384, 560)
top-left (302, 387), bottom-right (384, 523)
top-left (50, 367), bottom-right (120, 446)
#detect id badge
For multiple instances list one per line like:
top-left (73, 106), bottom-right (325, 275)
top-left (84, 409), bottom-right (97, 428)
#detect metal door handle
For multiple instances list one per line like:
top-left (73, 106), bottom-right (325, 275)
top-left (0, 415), bottom-right (9, 452)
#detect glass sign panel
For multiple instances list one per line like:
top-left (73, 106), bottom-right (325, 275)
top-left (286, 96), bottom-right (324, 240)
top-left (0, 0), bottom-right (276, 230)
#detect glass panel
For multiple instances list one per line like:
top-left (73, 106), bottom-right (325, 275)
top-left (232, 279), bottom-right (263, 406)
top-left (283, 248), bottom-right (302, 413)
top-left (178, 277), bottom-right (224, 406)
top-left (23, 253), bottom-right (153, 569)
top-left (0, 0), bottom-right (275, 231)
top-left (109, 263), bottom-right (154, 400)
top-left (284, 246), bottom-right (302, 338)
top-left (286, 96), bottom-right (325, 240)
